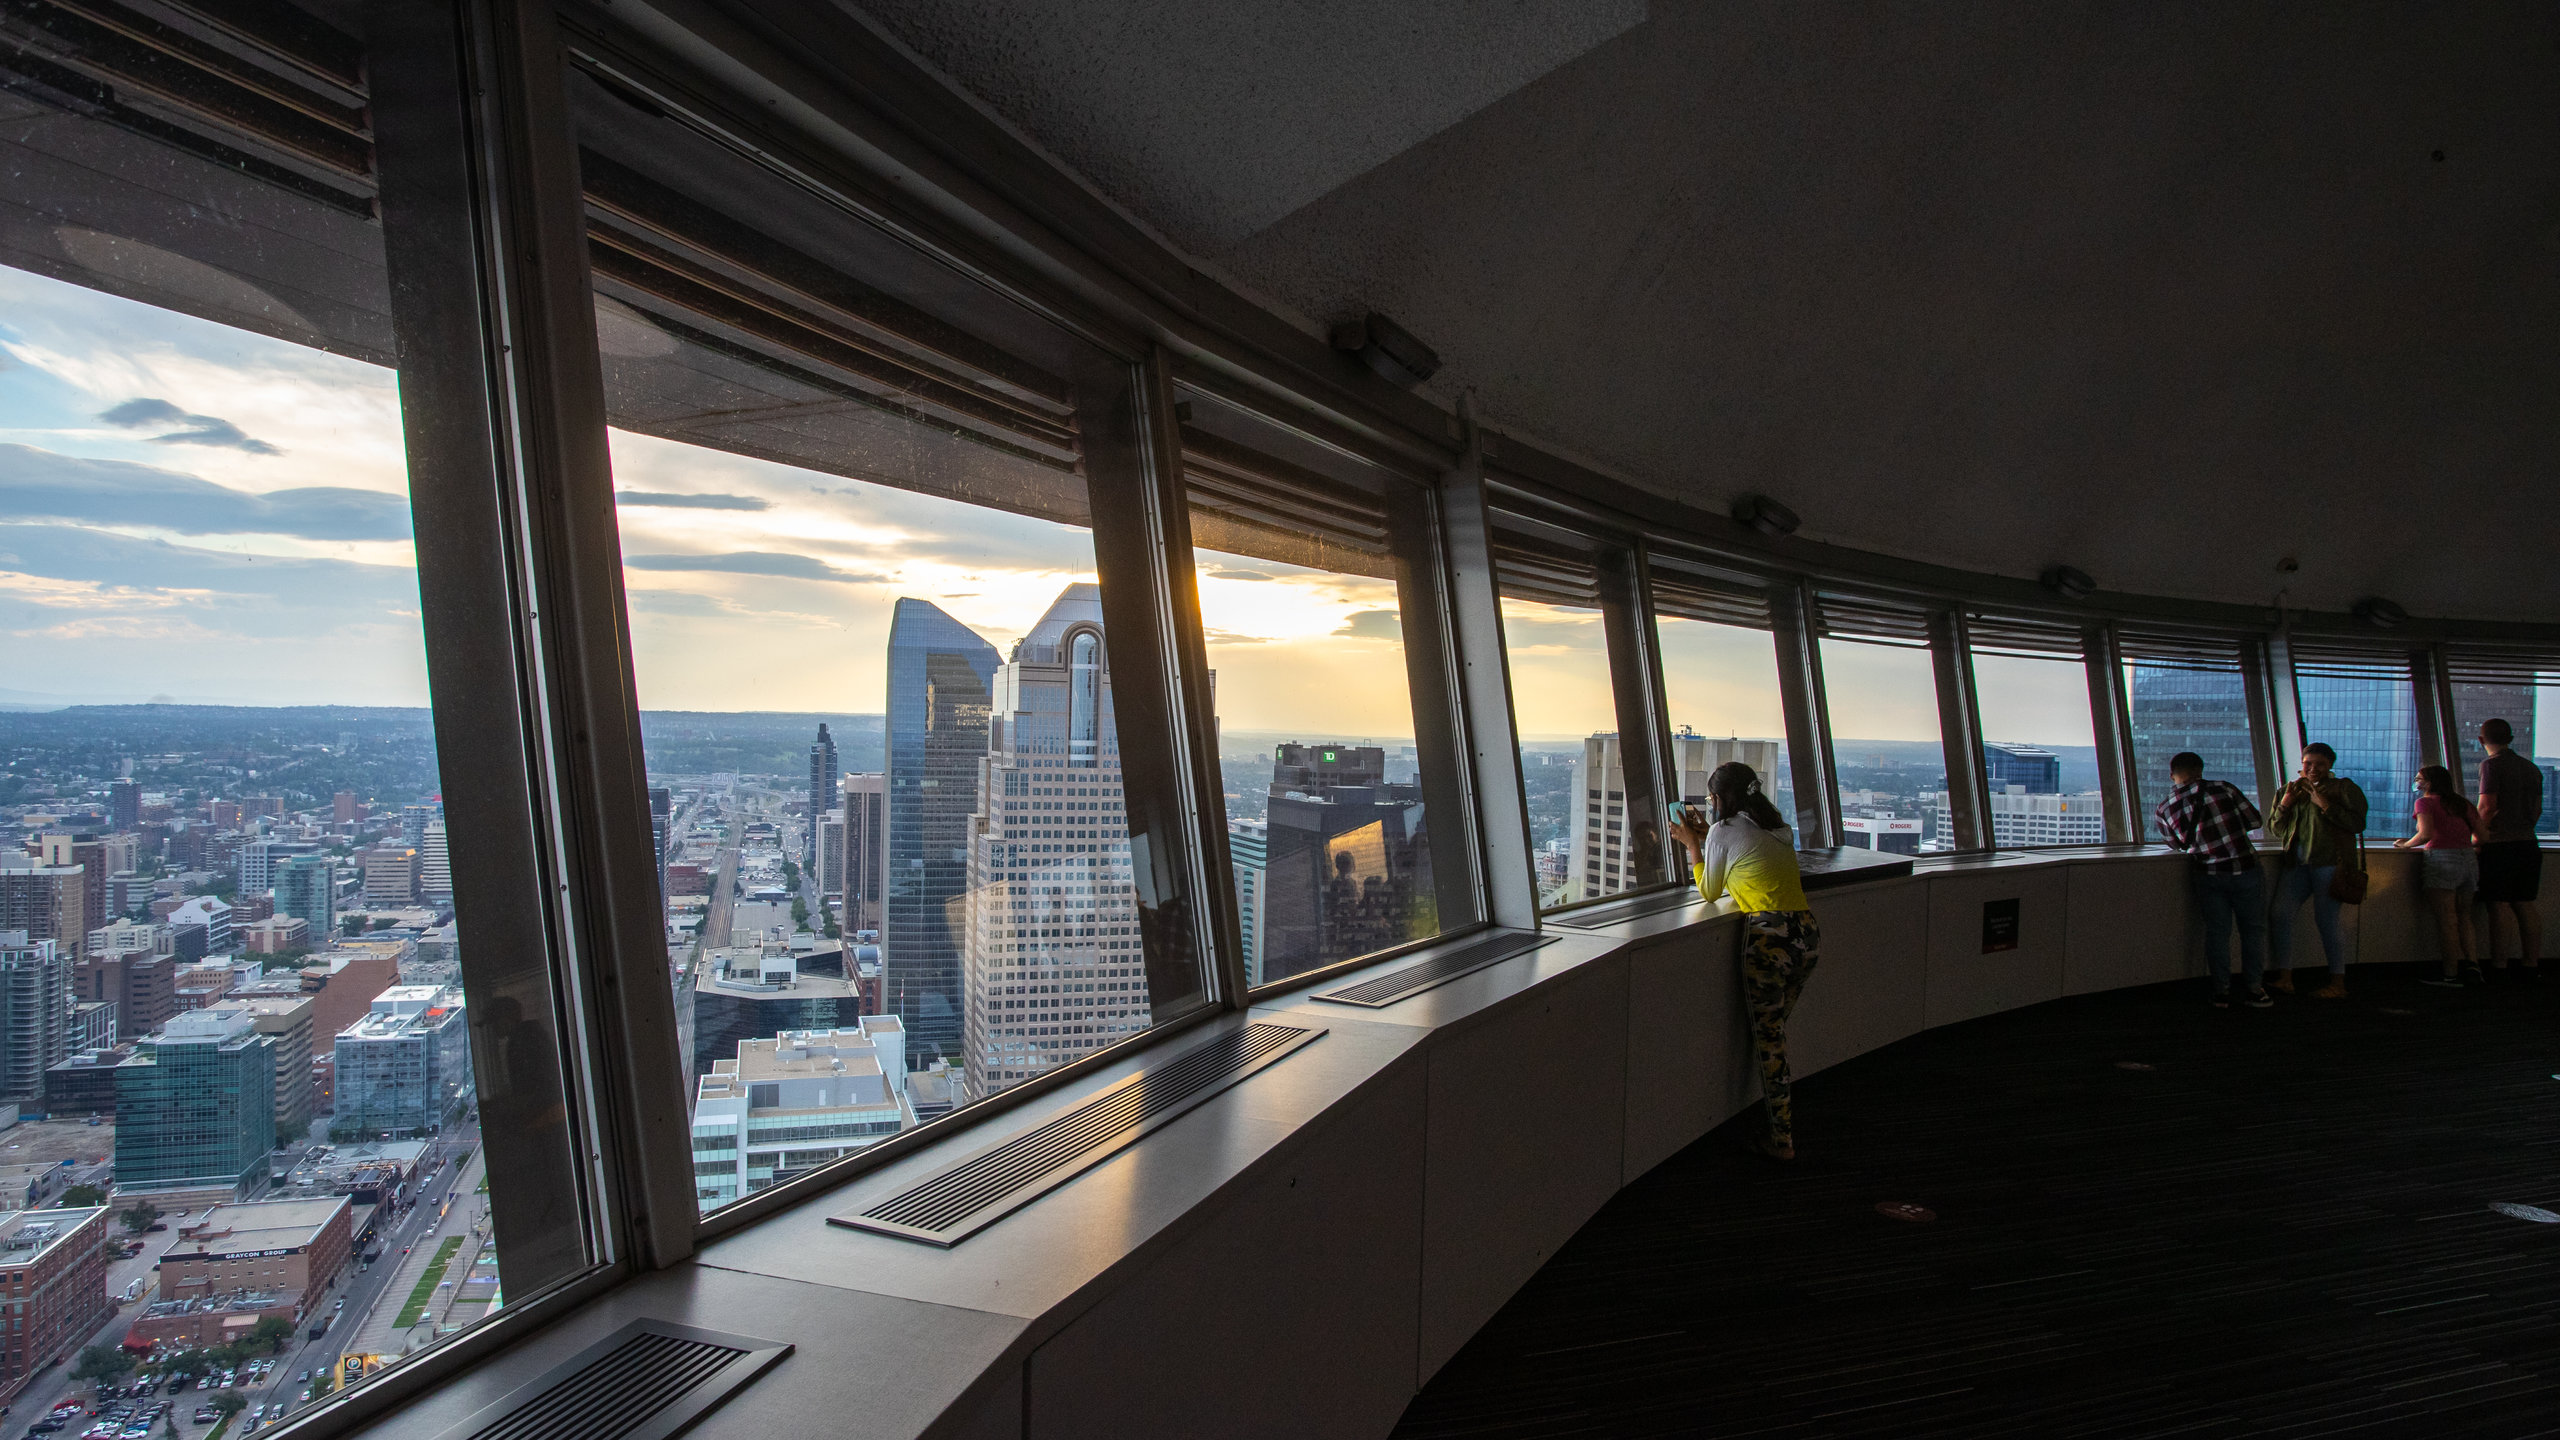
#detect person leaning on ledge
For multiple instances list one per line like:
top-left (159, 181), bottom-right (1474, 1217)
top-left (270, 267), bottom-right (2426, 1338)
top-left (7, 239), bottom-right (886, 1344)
top-left (2264, 742), bottom-right (2367, 998)
top-left (2151, 751), bottom-right (2270, 1008)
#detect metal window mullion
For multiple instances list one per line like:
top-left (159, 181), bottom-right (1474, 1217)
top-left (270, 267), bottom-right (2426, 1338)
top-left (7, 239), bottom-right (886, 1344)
top-left (1105, 347), bottom-right (1239, 1013)
top-left (1439, 404), bottom-right (1538, 930)
top-left (1597, 542), bottom-right (1672, 891)
top-left (2082, 622), bottom-right (2141, 844)
top-left (1387, 472), bottom-right (1485, 941)
top-left (2418, 642), bottom-right (2460, 774)
top-left (469, 0), bottom-right (695, 1271)
top-left (1930, 607), bottom-right (1993, 851)
top-left (2262, 629), bottom-right (2306, 785)
top-left (1769, 579), bottom-right (1840, 847)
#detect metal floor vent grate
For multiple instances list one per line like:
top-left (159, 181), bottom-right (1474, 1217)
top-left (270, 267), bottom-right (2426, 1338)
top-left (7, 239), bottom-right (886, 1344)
top-left (834, 1021), bottom-right (1325, 1246)
top-left (1311, 932), bottom-right (1559, 1008)
top-left (430, 1320), bottom-right (789, 1440)
top-left (1546, 887), bottom-right (1704, 930)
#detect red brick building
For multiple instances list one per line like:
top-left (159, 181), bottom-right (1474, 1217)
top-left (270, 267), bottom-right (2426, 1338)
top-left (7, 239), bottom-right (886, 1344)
top-left (0, 1206), bottom-right (111, 1403)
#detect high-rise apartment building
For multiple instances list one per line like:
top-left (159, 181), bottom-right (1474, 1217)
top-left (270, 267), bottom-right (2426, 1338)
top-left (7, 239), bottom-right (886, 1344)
top-left (883, 599), bottom-right (1000, 1060)
top-left (690, 1020), bottom-right (916, 1210)
top-left (0, 933), bottom-right (71, 1107)
top-left (230, 994), bottom-right (318, 1141)
top-left (1931, 789), bottom-right (2110, 847)
top-left (163, 896), bottom-right (231, 958)
top-left (961, 587), bottom-right (1144, 1101)
top-left (236, 839), bottom-right (318, 895)
top-left (0, 866), bottom-right (86, 949)
top-left (79, 920), bottom-right (174, 1040)
top-left (840, 773), bottom-right (886, 932)
top-left (806, 724), bottom-right (839, 869)
top-left (333, 791), bottom-right (358, 825)
top-left (419, 822), bottom-right (452, 905)
top-left (109, 780), bottom-right (142, 831)
top-left (1229, 818), bottom-right (1269, 986)
top-left (273, 855), bottom-right (335, 939)
top-left (817, 807), bottom-right (846, 896)
top-left (400, 804), bottom-right (436, 847)
top-left (1567, 733), bottom-right (1783, 905)
top-left (1257, 742), bottom-right (1430, 985)
top-left (648, 787), bottom-right (671, 871)
top-left (115, 1007), bottom-right (277, 1196)
top-left (34, 836), bottom-right (107, 938)
top-left (1982, 742), bottom-right (2062, 795)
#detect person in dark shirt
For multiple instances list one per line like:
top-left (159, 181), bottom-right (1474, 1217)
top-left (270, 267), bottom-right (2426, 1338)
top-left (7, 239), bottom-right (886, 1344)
top-left (2152, 752), bottom-right (2270, 1007)
top-left (2474, 718), bottom-right (2543, 977)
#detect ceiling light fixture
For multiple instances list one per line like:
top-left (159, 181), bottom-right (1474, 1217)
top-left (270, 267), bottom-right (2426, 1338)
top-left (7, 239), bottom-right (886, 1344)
top-left (1731, 494), bottom-right (1799, 537)
top-left (2352, 596), bottom-right (2408, 629)
top-left (1330, 312), bottom-right (1440, 388)
top-left (2040, 565), bottom-right (2096, 601)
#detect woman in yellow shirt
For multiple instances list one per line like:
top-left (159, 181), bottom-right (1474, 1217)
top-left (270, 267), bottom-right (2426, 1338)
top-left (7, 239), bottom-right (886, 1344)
top-left (1672, 761), bottom-right (1819, 1160)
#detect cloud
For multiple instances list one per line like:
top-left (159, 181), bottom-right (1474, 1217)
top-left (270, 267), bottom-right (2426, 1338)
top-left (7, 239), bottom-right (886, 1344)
top-left (623, 551), bottom-right (886, 583)
top-left (614, 491), bottom-right (770, 511)
top-left (99, 397), bottom-right (282, 455)
top-left (1332, 609), bottom-right (1403, 641)
top-left (0, 444), bottom-right (409, 540)
top-left (1203, 629), bottom-right (1271, 646)
top-left (1208, 566), bottom-right (1276, 582)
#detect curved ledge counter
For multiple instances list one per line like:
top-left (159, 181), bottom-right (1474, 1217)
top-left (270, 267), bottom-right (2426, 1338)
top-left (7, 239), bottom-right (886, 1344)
top-left (366, 844), bottom-right (2454, 1440)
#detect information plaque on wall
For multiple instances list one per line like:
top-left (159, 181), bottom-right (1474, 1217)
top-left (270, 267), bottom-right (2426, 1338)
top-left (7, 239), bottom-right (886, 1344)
top-left (1982, 897), bottom-right (2021, 953)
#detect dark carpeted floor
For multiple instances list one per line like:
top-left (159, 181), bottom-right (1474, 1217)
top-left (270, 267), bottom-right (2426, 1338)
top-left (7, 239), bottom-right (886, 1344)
top-left (1395, 963), bottom-right (2560, 1439)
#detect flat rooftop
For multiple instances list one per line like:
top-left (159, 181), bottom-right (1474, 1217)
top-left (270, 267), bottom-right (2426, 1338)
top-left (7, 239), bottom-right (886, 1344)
top-left (0, 1207), bottom-right (105, 1264)
top-left (167, 1196), bottom-right (349, 1256)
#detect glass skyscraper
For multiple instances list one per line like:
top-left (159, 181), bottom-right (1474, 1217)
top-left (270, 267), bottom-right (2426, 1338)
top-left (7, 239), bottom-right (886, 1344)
top-left (883, 599), bottom-right (1000, 1061)
top-left (806, 723), bottom-right (838, 869)
top-left (2129, 665), bottom-right (2258, 830)
top-left (1981, 742), bottom-right (2061, 794)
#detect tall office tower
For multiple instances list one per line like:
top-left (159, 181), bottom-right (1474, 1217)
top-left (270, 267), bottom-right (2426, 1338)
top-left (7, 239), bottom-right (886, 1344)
top-left (401, 803), bottom-right (436, 847)
top-left (883, 599), bottom-right (1001, 1061)
top-left (961, 586), bottom-right (1143, 1102)
top-left (236, 839), bottom-right (318, 894)
top-left (2451, 681), bottom-right (2537, 774)
top-left (649, 786), bottom-right (672, 871)
top-left (1565, 733), bottom-right (1783, 904)
top-left (0, 932), bottom-right (72, 1106)
top-left (1228, 818), bottom-right (1268, 986)
top-left (2293, 670), bottom-right (2421, 836)
top-left (841, 773), bottom-right (887, 932)
top-left (108, 780), bottom-right (141, 832)
top-left (1258, 743), bottom-right (1430, 985)
top-left (690, 1019), bottom-right (916, 1209)
top-left (114, 1007), bottom-right (276, 1196)
top-left (419, 822), bottom-right (453, 905)
top-left (333, 791), bottom-right (358, 825)
top-left (807, 723), bottom-right (839, 869)
top-left (362, 846), bottom-right (420, 906)
top-left (274, 855), bottom-right (335, 939)
top-left (1981, 742), bottom-right (2062, 795)
top-left (817, 807), bottom-right (847, 895)
top-left (2128, 664), bottom-right (2258, 806)
top-left (0, 866), bottom-right (86, 948)
top-left (36, 835), bottom-right (108, 936)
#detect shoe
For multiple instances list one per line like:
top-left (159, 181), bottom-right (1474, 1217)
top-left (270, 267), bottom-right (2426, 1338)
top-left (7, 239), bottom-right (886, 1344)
top-left (2314, 980), bottom-right (2348, 999)
top-left (2463, 964), bottom-right (2486, 985)
top-left (2266, 973), bottom-right (2295, 994)
top-left (2210, 991), bottom-right (2232, 1008)
top-left (2243, 989), bottom-right (2274, 1008)
top-left (2421, 975), bottom-right (2465, 988)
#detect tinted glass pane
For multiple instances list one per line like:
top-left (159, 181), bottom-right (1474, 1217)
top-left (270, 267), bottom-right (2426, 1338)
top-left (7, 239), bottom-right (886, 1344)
top-left (1971, 653), bottom-right (2104, 847)
top-left (1820, 640), bottom-right (1951, 851)
top-left (1180, 391), bottom-right (1457, 985)
top-left (2294, 665), bottom-right (2417, 840)
top-left (562, 66), bottom-right (1200, 1213)
top-left (0, 3), bottom-right (548, 1403)
top-left (1499, 592), bottom-right (1619, 908)
top-left (2127, 664), bottom-right (2258, 834)
top-left (2449, 679), bottom-right (2559, 835)
top-left (1654, 617), bottom-right (1794, 843)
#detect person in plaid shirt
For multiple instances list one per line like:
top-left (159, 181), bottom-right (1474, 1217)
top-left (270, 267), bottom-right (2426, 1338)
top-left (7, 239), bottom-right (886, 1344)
top-left (2152, 751), bottom-right (2270, 1007)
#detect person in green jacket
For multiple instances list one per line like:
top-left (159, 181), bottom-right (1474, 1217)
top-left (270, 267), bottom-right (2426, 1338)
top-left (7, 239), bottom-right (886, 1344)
top-left (2265, 742), bottom-right (2367, 997)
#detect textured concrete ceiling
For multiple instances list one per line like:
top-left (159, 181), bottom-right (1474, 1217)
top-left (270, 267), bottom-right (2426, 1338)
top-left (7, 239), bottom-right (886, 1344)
top-left (853, 1), bottom-right (2560, 622)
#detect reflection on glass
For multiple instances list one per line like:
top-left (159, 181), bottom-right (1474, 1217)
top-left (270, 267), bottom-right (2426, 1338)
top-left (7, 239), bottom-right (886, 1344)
top-left (2449, 679), bottom-right (2559, 834)
top-left (1819, 640), bottom-right (1952, 850)
top-left (1501, 595), bottom-right (1620, 907)
top-left (2126, 663), bottom-right (2257, 831)
top-left (2293, 664), bottom-right (2417, 840)
top-left (0, 2), bottom-right (522, 1396)
top-left (1970, 653), bottom-right (2104, 847)
top-left (1655, 617), bottom-right (1794, 845)
top-left (568, 69), bottom-right (1181, 1213)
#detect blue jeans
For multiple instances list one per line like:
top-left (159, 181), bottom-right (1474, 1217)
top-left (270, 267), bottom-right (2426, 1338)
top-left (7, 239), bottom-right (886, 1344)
top-left (2194, 867), bottom-right (2268, 991)
top-left (2268, 861), bottom-right (2346, 975)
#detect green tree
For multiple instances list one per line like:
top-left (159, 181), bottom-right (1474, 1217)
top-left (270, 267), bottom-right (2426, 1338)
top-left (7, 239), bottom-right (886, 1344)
top-left (73, 1342), bottom-right (134, 1383)
top-left (120, 1201), bottom-right (162, 1234)
top-left (790, 896), bottom-right (809, 928)
top-left (248, 1316), bottom-right (293, 1353)
top-left (61, 1183), bottom-right (108, 1207)
top-left (212, 1391), bottom-right (246, 1419)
